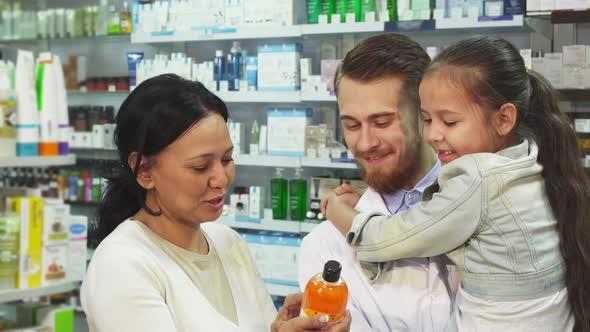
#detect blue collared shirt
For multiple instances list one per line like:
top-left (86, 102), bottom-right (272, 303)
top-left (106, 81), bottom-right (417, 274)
top-left (381, 160), bottom-right (441, 214)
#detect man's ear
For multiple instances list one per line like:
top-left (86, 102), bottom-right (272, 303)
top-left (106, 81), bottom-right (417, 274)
top-left (128, 152), bottom-right (155, 190)
top-left (493, 103), bottom-right (518, 137)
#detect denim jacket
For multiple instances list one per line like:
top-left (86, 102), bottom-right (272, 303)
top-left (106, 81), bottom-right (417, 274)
top-left (347, 139), bottom-right (566, 301)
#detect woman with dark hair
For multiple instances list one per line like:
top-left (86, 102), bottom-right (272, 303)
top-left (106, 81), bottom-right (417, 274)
top-left (80, 74), bottom-right (351, 332)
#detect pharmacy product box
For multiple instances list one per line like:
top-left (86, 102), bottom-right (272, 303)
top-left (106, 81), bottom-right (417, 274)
top-left (267, 108), bottom-right (312, 156)
top-left (257, 43), bottom-right (302, 91)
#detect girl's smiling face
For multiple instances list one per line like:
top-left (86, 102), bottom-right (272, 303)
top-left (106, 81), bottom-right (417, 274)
top-left (419, 70), bottom-right (514, 165)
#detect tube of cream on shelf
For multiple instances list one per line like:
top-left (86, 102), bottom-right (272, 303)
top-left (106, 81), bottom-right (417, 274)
top-left (16, 50), bottom-right (39, 156)
top-left (53, 55), bottom-right (70, 155)
top-left (36, 52), bottom-right (59, 156)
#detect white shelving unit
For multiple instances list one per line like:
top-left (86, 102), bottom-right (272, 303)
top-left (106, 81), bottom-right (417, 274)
top-left (265, 283), bottom-right (300, 297)
top-left (301, 93), bottom-right (337, 102)
top-left (300, 157), bottom-right (357, 169)
top-left (218, 215), bottom-right (319, 234)
top-left (0, 154), bottom-right (76, 168)
top-left (234, 154), bottom-right (301, 168)
top-left (0, 281), bottom-right (80, 304)
top-left (435, 15), bottom-right (526, 30)
top-left (216, 91), bottom-right (302, 103)
top-left (299, 22), bottom-right (385, 35)
top-left (131, 25), bottom-right (303, 44)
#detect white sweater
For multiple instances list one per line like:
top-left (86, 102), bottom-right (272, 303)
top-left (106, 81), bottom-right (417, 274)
top-left (81, 220), bottom-right (277, 332)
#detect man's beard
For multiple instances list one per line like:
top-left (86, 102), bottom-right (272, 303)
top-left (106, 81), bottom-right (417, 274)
top-left (356, 144), bottom-right (421, 194)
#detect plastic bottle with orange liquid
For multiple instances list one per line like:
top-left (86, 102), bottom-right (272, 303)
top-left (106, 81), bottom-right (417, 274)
top-left (300, 260), bottom-right (348, 323)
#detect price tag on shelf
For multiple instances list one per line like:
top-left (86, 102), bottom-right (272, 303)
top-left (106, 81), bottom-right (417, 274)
top-left (331, 14), bottom-right (342, 23)
top-left (108, 84), bottom-right (116, 92)
top-left (318, 14), bottom-right (329, 24)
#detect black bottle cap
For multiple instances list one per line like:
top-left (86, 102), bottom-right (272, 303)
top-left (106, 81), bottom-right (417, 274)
top-left (322, 260), bottom-right (342, 283)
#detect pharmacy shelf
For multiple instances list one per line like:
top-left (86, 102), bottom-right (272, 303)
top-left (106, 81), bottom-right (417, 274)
top-left (218, 215), bottom-right (319, 234)
top-left (0, 154), bottom-right (76, 168)
top-left (265, 283), bottom-right (300, 297)
top-left (382, 15), bottom-right (551, 38)
top-left (67, 91), bottom-right (130, 96)
top-left (234, 154), bottom-right (357, 169)
top-left (300, 93), bottom-right (337, 102)
top-left (0, 281), bottom-right (80, 304)
top-left (300, 157), bottom-right (357, 169)
top-left (131, 22), bottom-right (386, 44)
top-left (234, 154), bottom-right (301, 168)
top-left (215, 91), bottom-right (302, 103)
top-left (559, 89), bottom-right (590, 102)
top-left (551, 9), bottom-right (590, 24)
top-left (0, 34), bottom-right (130, 44)
top-left (71, 150), bottom-right (357, 169)
top-left (70, 148), bottom-right (118, 161)
top-left (131, 25), bottom-right (302, 44)
top-left (299, 21), bottom-right (385, 35)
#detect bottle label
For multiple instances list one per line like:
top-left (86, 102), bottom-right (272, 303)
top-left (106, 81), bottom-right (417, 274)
top-left (300, 308), bottom-right (343, 323)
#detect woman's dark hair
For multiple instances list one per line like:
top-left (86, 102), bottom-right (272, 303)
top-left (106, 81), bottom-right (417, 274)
top-left (427, 36), bottom-right (590, 330)
top-left (96, 74), bottom-right (228, 242)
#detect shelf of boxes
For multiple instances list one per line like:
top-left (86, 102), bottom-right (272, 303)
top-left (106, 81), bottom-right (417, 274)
top-left (217, 215), bottom-right (319, 234)
top-left (0, 154), bottom-right (76, 168)
top-left (0, 281), bottom-right (80, 304)
top-left (265, 283), bottom-right (301, 297)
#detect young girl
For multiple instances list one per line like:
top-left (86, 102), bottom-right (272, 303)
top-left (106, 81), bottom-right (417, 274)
top-left (325, 36), bottom-right (590, 331)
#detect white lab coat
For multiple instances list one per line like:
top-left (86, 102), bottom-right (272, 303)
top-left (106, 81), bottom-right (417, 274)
top-left (299, 188), bottom-right (460, 332)
top-left (82, 220), bottom-right (277, 332)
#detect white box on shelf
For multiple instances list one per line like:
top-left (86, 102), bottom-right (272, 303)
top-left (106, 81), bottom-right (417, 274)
top-left (78, 132), bottom-right (93, 148)
top-left (248, 186), bottom-right (265, 220)
top-left (562, 66), bottom-right (587, 89)
top-left (102, 124), bottom-right (116, 150)
top-left (258, 43), bottom-right (302, 91)
top-left (224, 0), bottom-right (244, 27)
top-left (92, 125), bottom-right (105, 149)
top-left (42, 199), bottom-right (70, 245)
top-left (41, 244), bottom-right (67, 286)
top-left (563, 45), bottom-right (588, 66)
top-left (267, 108), bottom-right (312, 156)
top-left (520, 49), bottom-right (533, 70)
top-left (540, 0), bottom-right (555, 11)
top-left (527, 0), bottom-right (541, 11)
top-left (300, 58), bottom-right (312, 79)
top-left (67, 215), bottom-right (88, 282)
top-left (230, 193), bottom-right (249, 219)
top-left (228, 122), bottom-right (245, 154)
top-left (543, 53), bottom-right (563, 88)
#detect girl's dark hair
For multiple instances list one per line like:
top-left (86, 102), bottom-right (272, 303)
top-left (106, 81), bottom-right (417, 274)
top-left (427, 36), bottom-right (590, 331)
top-left (97, 74), bottom-right (228, 242)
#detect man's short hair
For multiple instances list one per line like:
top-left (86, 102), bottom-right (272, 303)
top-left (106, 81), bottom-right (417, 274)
top-left (334, 34), bottom-right (430, 114)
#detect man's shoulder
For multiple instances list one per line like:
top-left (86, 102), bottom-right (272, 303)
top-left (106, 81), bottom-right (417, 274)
top-left (302, 221), bottom-right (349, 249)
